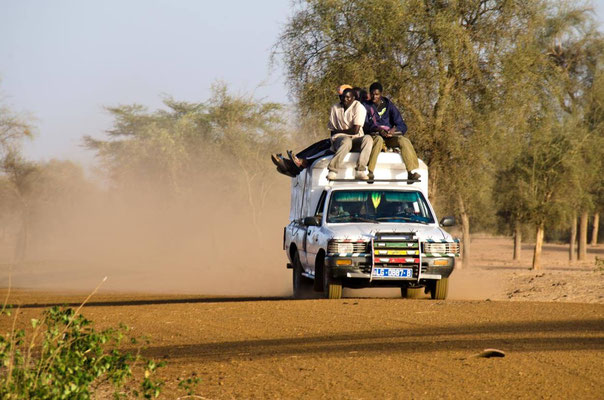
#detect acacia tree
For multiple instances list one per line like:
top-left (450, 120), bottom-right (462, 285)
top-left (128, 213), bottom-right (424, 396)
top-left (588, 112), bottom-right (604, 247)
top-left (275, 0), bottom-right (554, 266)
top-left (584, 57), bottom-right (604, 246)
top-left (543, 6), bottom-right (603, 259)
top-left (502, 124), bottom-right (582, 270)
top-left (0, 88), bottom-right (35, 262)
top-left (1, 153), bottom-right (37, 261)
top-left (85, 84), bottom-right (288, 236)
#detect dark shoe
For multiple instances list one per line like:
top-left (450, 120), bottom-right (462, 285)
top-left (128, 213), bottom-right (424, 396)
top-left (276, 165), bottom-right (295, 178)
top-left (407, 172), bottom-right (420, 183)
top-left (282, 157), bottom-right (302, 176)
top-left (287, 150), bottom-right (304, 168)
top-left (368, 172), bottom-right (374, 180)
top-left (272, 154), bottom-right (297, 177)
top-left (272, 154), bottom-right (300, 175)
top-left (270, 153), bottom-right (283, 167)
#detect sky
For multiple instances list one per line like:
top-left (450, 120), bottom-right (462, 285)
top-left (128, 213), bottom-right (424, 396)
top-left (1, 0), bottom-right (603, 165)
top-left (0, 0), bottom-right (292, 164)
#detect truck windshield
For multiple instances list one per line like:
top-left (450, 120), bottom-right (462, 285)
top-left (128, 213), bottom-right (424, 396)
top-left (326, 190), bottom-right (434, 224)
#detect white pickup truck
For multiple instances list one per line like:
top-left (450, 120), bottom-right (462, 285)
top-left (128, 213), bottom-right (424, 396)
top-left (283, 152), bottom-right (460, 299)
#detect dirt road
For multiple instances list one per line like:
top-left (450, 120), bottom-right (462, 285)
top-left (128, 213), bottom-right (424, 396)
top-left (4, 292), bottom-right (603, 399)
top-left (1, 237), bottom-right (603, 398)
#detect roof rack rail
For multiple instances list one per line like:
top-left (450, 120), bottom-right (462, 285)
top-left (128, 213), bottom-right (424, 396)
top-left (329, 178), bottom-right (420, 183)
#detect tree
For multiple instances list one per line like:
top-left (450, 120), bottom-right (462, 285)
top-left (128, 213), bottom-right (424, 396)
top-left (492, 1), bottom-right (602, 267)
top-left (84, 83), bottom-right (289, 236)
top-left (0, 86), bottom-right (35, 262)
top-left (0, 101), bottom-right (32, 160)
top-left (543, 4), bottom-right (604, 259)
top-left (1, 152), bottom-right (37, 261)
top-left (275, 0), bottom-right (554, 266)
top-left (584, 55), bottom-right (604, 246)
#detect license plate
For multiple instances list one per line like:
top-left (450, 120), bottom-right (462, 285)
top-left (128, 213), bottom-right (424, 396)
top-left (371, 268), bottom-right (413, 278)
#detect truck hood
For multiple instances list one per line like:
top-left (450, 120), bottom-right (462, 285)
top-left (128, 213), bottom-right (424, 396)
top-left (323, 223), bottom-right (454, 242)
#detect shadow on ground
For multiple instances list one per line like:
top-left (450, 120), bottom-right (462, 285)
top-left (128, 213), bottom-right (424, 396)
top-left (139, 318), bottom-right (604, 361)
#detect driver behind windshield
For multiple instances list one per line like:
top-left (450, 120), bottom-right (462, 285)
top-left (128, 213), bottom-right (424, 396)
top-left (327, 191), bottom-right (434, 223)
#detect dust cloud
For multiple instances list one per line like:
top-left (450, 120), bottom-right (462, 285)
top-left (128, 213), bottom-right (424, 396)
top-left (0, 165), bottom-right (294, 297)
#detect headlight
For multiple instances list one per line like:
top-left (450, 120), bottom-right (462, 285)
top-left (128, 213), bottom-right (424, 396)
top-left (423, 242), bottom-right (459, 255)
top-left (328, 242), bottom-right (354, 253)
top-left (424, 243), bottom-right (446, 253)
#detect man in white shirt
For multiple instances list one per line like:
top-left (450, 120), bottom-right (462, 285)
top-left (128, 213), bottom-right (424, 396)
top-left (327, 87), bottom-right (372, 180)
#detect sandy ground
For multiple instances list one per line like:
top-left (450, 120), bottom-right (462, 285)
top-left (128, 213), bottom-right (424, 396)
top-left (0, 236), bottom-right (603, 399)
top-left (448, 236), bottom-right (604, 304)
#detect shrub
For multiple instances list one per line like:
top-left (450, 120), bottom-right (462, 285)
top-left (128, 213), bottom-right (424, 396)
top-left (0, 306), bottom-right (163, 399)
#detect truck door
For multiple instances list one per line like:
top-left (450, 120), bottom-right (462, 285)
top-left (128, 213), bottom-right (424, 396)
top-left (305, 190), bottom-right (327, 275)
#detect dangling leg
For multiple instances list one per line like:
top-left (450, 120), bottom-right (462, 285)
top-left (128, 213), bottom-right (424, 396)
top-left (367, 135), bottom-right (384, 180)
top-left (327, 136), bottom-right (352, 180)
top-left (394, 136), bottom-right (420, 182)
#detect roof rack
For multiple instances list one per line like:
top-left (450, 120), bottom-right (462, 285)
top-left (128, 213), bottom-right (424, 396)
top-left (329, 178), bottom-right (420, 183)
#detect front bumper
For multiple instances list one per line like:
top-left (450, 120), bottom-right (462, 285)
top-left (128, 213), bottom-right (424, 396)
top-left (325, 255), bottom-right (455, 280)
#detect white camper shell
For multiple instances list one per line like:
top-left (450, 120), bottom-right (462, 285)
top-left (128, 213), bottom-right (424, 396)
top-left (283, 152), bottom-right (460, 300)
top-left (289, 153), bottom-right (429, 222)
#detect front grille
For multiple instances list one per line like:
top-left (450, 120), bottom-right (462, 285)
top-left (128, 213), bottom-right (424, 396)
top-left (372, 232), bottom-right (420, 279)
top-left (423, 242), bottom-right (460, 255)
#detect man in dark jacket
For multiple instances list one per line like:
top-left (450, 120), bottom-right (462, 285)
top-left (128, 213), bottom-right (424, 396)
top-left (364, 82), bottom-right (420, 182)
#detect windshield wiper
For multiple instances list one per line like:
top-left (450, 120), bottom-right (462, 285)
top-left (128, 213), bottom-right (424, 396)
top-left (376, 216), bottom-right (428, 224)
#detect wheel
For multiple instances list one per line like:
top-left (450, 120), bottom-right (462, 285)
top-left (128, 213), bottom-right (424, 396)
top-left (313, 254), bottom-right (324, 292)
top-left (322, 263), bottom-right (342, 299)
top-left (292, 251), bottom-right (312, 299)
top-left (326, 283), bottom-right (342, 299)
top-left (430, 278), bottom-right (449, 300)
top-left (401, 285), bottom-right (424, 299)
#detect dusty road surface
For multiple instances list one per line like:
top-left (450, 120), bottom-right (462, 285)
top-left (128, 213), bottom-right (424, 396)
top-left (1, 236), bottom-right (603, 398)
top-left (2, 291), bottom-right (603, 399)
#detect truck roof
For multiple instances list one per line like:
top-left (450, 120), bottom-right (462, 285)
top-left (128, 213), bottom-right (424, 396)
top-left (308, 152), bottom-right (428, 195)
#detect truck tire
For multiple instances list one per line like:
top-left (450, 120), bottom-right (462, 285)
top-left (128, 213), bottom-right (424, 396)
top-left (322, 264), bottom-right (342, 299)
top-left (313, 254), bottom-right (324, 292)
top-left (326, 283), bottom-right (342, 299)
top-left (293, 251), bottom-right (312, 299)
top-left (401, 285), bottom-right (423, 299)
top-left (430, 278), bottom-right (449, 300)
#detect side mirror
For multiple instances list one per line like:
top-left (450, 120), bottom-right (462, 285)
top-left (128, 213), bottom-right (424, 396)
top-left (440, 216), bottom-right (456, 227)
top-left (303, 216), bottom-right (321, 226)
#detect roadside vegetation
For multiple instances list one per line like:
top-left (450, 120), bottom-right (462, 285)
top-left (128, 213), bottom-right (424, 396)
top-left (0, 279), bottom-right (164, 399)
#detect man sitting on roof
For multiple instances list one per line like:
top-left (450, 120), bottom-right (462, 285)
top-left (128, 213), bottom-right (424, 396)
top-left (270, 85), bottom-right (353, 177)
top-left (364, 82), bottom-right (420, 182)
top-left (327, 87), bottom-right (372, 181)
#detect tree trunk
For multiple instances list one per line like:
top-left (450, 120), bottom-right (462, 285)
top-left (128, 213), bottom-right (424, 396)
top-left (591, 212), bottom-right (600, 246)
top-left (578, 211), bottom-right (588, 261)
top-left (457, 194), bottom-right (470, 269)
top-left (14, 207), bottom-right (29, 263)
top-left (513, 222), bottom-right (521, 261)
top-left (428, 168), bottom-right (438, 204)
top-left (532, 222), bottom-right (544, 270)
top-left (569, 213), bottom-right (577, 262)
